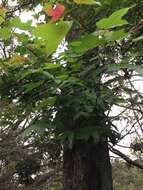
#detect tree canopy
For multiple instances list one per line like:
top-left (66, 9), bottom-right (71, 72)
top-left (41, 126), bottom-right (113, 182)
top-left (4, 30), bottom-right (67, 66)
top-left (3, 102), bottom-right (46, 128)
top-left (0, 0), bottom-right (143, 189)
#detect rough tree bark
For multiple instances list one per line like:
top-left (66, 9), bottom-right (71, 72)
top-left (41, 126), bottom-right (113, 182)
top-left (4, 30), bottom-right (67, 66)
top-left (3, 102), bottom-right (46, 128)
top-left (63, 138), bottom-right (113, 190)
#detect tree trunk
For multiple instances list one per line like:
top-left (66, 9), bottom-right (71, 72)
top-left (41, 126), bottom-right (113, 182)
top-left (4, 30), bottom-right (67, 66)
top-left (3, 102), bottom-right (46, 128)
top-left (63, 138), bottom-right (113, 190)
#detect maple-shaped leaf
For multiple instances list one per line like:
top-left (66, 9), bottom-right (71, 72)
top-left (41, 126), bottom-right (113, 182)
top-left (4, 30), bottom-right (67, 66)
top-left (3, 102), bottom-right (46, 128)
top-left (45, 3), bottom-right (65, 23)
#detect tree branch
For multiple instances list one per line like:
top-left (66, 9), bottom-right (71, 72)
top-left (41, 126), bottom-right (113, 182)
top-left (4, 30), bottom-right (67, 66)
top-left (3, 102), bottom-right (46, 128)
top-left (110, 146), bottom-right (143, 170)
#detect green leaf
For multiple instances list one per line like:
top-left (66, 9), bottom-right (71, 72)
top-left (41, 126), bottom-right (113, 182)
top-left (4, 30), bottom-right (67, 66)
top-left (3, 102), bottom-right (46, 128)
top-left (33, 21), bottom-right (72, 55)
top-left (44, 63), bottom-right (61, 69)
top-left (56, 74), bottom-right (69, 81)
top-left (19, 69), bottom-right (42, 80)
top-left (70, 33), bottom-right (105, 53)
top-left (104, 29), bottom-right (128, 42)
top-left (21, 119), bottom-right (52, 137)
top-left (42, 71), bottom-right (56, 81)
top-left (37, 97), bottom-right (57, 109)
top-left (73, 0), bottom-right (101, 5)
top-left (10, 18), bottom-right (33, 30)
top-left (0, 27), bottom-right (11, 40)
top-left (107, 62), bottom-right (143, 75)
top-left (96, 7), bottom-right (130, 29)
top-left (15, 33), bottom-right (30, 43)
top-left (24, 81), bottom-right (44, 93)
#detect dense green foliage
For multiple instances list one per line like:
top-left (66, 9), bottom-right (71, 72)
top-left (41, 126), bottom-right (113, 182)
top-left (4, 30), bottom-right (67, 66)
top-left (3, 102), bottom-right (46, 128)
top-left (0, 0), bottom-right (143, 189)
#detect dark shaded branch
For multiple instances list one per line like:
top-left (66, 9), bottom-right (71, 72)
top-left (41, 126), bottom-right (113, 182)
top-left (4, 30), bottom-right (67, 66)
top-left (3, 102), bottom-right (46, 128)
top-left (110, 146), bottom-right (143, 170)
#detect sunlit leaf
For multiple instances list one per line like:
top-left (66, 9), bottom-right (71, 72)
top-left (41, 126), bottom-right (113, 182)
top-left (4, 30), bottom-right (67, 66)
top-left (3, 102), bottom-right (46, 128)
top-left (44, 63), bottom-right (61, 69)
top-left (33, 21), bottom-right (72, 55)
top-left (0, 27), bottom-right (11, 40)
top-left (73, 0), bottom-right (101, 5)
top-left (96, 7), bottom-right (130, 29)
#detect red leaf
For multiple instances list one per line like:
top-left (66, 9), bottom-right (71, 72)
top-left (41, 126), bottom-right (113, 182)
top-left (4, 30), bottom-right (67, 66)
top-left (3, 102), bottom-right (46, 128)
top-left (46, 3), bottom-right (65, 23)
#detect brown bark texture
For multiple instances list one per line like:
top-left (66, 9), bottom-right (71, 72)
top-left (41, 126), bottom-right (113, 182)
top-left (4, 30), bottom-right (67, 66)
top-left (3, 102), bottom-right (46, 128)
top-left (63, 139), bottom-right (113, 190)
